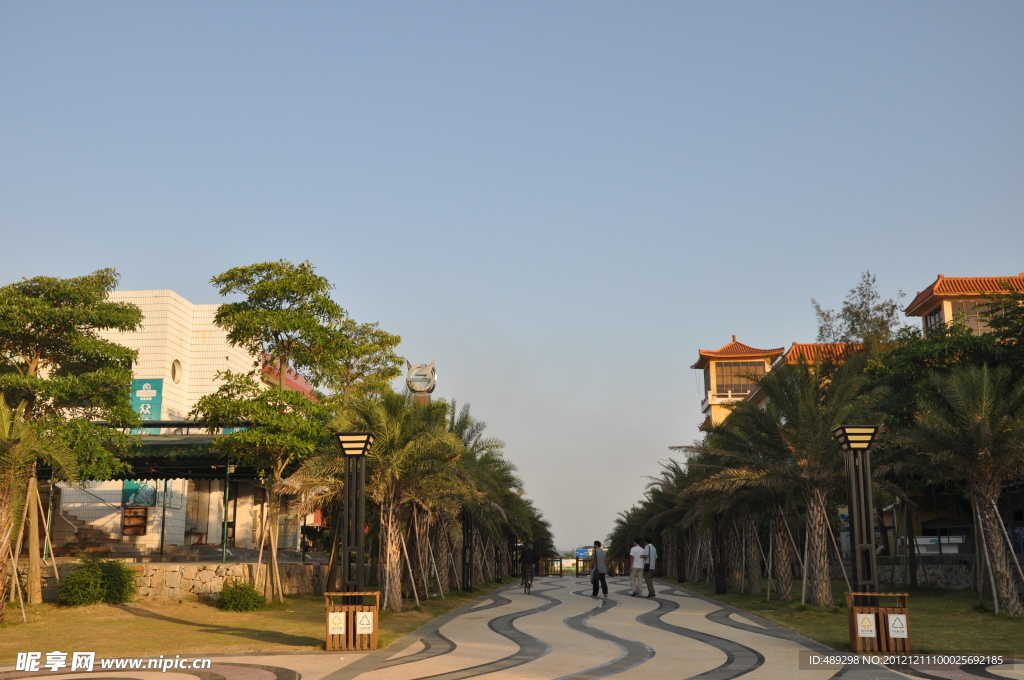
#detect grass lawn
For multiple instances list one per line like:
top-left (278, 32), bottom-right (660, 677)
top-left (670, 577), bottom-right (1024, 658)
top-left (0, 581), bottom-right (504, 663)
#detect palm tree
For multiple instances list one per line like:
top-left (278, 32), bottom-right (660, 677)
top-left (340, 391), bottom-right (464, 612)
top-left (681, 358), bottom-right (880, 607)
top-left (1, 401), bottom-right (78, 623)
top-left (894, 365), bottom-right (1024, 615)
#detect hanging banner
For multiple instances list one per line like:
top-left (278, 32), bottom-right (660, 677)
top-left (131, 379), bottom-right (163, 434)
top-left (122, 480), bottom-right (157, 507)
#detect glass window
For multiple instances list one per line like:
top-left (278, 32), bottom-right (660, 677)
top-left (924, 307), bottom-right (943, 333)
top-left (714, 361), bottom-right (766, 397)
top-left (950, 301), bottom-right (990, 334)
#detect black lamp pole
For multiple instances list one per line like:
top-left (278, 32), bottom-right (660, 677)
top-left (833, 425), bottom-right (880, 602)
top-left (336, 433), bottom-right (375, 600)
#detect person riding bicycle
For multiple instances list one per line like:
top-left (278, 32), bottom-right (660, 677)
top-left (520, 542), bottom-right (540, 584)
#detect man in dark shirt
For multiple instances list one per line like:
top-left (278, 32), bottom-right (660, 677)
top-left (520, 543), bottom-right (540, 584)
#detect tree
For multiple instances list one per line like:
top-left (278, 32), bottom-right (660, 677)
top-left (983, 284), bottom-right (1024, 380)
top-left (205, 260), bottom-right (356, 602)
top-left (190, 372), bottom-right (332, 601)
top-left (812, 271), bottom-right (905, 350)
top-left (320, 319), bottom-right (403, 408)
top-left (681, 357), bottom-right (881, 607)
top-left (211, 260), bottom-right (353, 389)
top-left (0, 269), bottom-right (141, 602)
top-left (340, 391), bottom-right (464, 612)
top-left (894, 365), bottom-right (1024, 615)
top-left (0, 402), bottom-right (79, 623)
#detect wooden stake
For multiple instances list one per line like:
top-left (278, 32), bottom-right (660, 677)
top-left (35, 485), bottom-right (59, 582)
top-left (399, 528), bottom-right (420, 608)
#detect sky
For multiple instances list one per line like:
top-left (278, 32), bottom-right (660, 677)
top-left (2, 2), bottom-right (1023, 551)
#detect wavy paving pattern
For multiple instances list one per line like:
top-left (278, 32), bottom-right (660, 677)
top-left (556, 588), bottom-right (654, 680)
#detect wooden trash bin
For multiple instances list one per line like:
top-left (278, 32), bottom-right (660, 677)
top-left (846, 592), bottom-right (911, 653)
top-left (324, 591), bottom-right (380, 651)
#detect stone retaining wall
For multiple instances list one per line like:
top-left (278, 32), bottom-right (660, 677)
top-left (39, 562), bottom-right (329, 601)
top-left (830, 555), bottom-right (977, 590)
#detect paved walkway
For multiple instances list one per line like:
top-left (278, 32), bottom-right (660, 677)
top-left (3, 577), bottom-right (1021, 680)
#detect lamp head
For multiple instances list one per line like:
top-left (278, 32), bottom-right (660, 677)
top-left (336, 432), bottom-right (375, 456)
top-left (832, 425), bottom-right (880, 452)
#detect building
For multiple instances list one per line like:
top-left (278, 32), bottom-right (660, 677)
top-left (904, 273), bottom-right (1024, 335)
top-left (51, 290), bottom-right (321, 557)
top-left (690, 336), bottom-right (784, 427)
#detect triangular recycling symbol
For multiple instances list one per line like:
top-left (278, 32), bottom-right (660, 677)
top-left (892, 618), bottom-right (904, 629)
top-left (358, 614), bottom-right (370, 625)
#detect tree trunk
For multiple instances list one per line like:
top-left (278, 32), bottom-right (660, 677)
top-left (382, 501), bottom-right (403, 612)
top-left (805, 488), bottom-right (833, 607)
top-left (725, 522), bottom-right (744, 592)
top-left (26, 475), bottom-right (42, 604)
top-left (264, 486), bottom-right (284, 603)
top-left (770, 505), bottom-right (794, 600)
top-left (744, 516), bottom-right (763, 595)
top-left (974, 486), bottom-right (1023, 615)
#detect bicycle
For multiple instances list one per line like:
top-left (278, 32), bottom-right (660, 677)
top-left (522, 565), bottom-right (534, 595)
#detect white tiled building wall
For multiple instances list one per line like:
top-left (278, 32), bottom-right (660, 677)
top-left (98, 290), bottom-right (258, 420)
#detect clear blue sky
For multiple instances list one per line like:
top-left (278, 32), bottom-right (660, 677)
top-left (3, 2), bottom-right (1022, 550)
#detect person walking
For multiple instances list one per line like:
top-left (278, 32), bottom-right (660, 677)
top-left (643, 537), bottom-right (659, 598)
top-left (629, 538), bottom-right (645, 596)
top-left (590, 540), bottom-right (608, 597)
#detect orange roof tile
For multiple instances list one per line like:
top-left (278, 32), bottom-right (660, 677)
top-left (691, 335), bottom-right (785, 369)
top-left (904, 274), bottom-right (1024, 316)
top-left (783, 342), bottom-right (864, 365)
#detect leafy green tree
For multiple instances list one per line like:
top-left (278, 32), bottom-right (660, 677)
top-left (0, 269), bottom-right (142, 475)
top-left (983, 284), bottom-right (1024, 379)
top-left (893, 365), bottom-right (1024, 615)
top-left (1, 401), bottom-right (79, 621)
top-left (210, 260), bottom-right (353, 388)
top-left (869, 323), bottom-right (1004, 428)
top-left (190, 372), bottom-right (332, 602)
top-left (812, 271), bottom-right (906, 350)
top-left (0, 269), bottom-right (141, 602)
top-left (320, 319), bottom-right (403, 407)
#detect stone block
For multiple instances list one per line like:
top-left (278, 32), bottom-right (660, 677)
top-left (199, 568), bottom-right (214, 583)
top-left (165, 570), bottom-right (182, 589)
top-left (150, 570), bottom-right (166, 588)
top-left (183, 566), bottom-right (199, 579)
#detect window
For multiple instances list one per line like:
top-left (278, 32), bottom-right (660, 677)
top-left (123, 507), bottom-right (148, 536)
top-left (924, 307), bottom-right (944, 333)
top-left (714, 361), bottom-right (766, 397)
top-left (950, 301), bottom-right (990, 334)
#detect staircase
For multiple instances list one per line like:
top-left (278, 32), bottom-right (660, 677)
top-left (52, 513), bottom-right (121, 556)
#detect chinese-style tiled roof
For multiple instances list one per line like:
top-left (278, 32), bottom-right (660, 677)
top-left (262, 356), bottom-right (317, 398)
top-left (691, 335), bottom-right (785, 369)
top-left (783, 342), bottom-right (865, 365)
top-left (904, 274), bottom-right (1024, 316)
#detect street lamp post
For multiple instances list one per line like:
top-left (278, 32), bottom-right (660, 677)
top-left (221, 465), bottom-right (235, 564)
top-left (832, 425), bottom-right (880, 601)
top-left (336, 433), bottom-right (375, 598)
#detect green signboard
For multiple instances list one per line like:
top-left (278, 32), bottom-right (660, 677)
top-left (131, 379), bottom-right (163, 434)
top-left (122, 480), bottom-right (157, 506)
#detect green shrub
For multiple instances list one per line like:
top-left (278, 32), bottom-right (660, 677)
top-left (217, 579), bottom-right (266, 612)
top-left (57, 555), bottom-right (104, 606)
top-left (57, 554), bottom-right (137, 606)
top-left (100, 559), bottom-right (137, 604)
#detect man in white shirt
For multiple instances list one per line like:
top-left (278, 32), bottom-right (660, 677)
top-left (643, 537), bottom-right (659, 598)
top-left (628, 538), bottom-right (646, 596)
